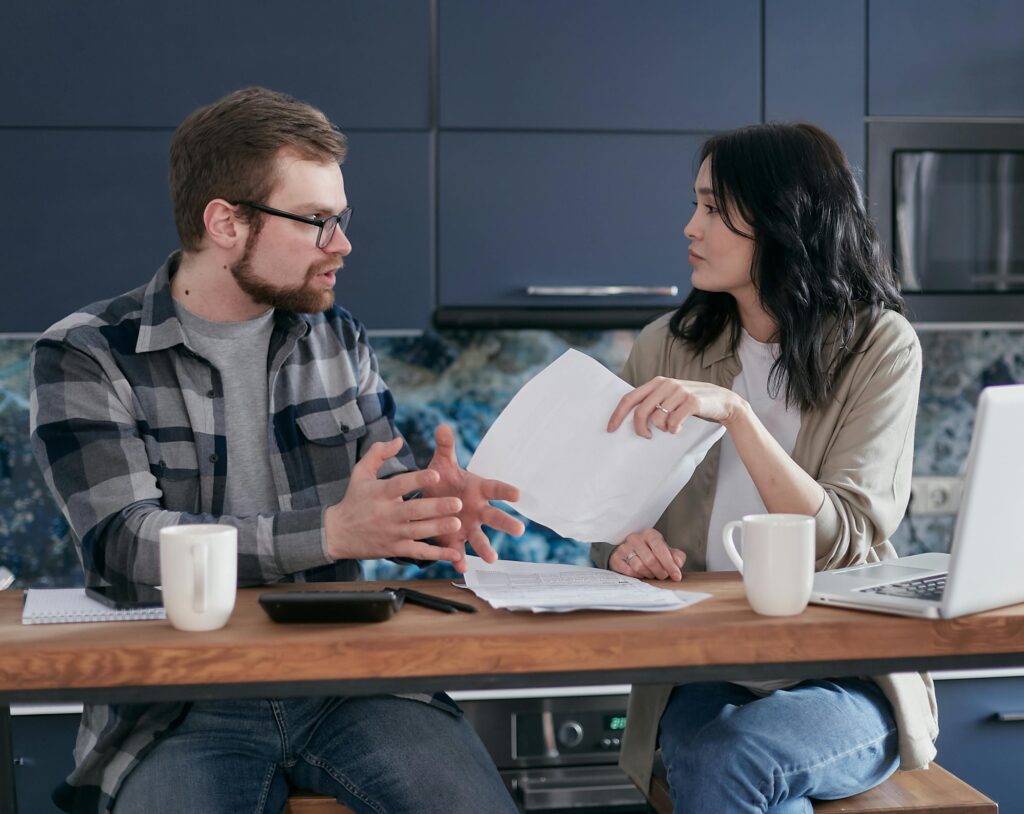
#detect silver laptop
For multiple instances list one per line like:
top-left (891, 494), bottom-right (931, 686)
top-left (811, 383), bottom-right (1024, 619)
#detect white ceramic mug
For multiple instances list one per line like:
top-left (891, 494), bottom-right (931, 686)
top-left (722, 513), bottom-right (815, 616)
top-left (159, 524), bottom-right (237, 631)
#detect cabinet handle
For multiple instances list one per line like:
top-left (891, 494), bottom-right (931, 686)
top-left (994, 711), bottom-right (1024, 722)
top-left (526, 285), bottom-right (679, 297)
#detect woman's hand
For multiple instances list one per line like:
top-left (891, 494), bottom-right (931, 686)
top-left (607, 376), bottom-right (748, 439)
top-left (609, 528), bottom-right (685, 581)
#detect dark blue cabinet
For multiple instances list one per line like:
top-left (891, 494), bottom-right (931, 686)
top-left (0, 129), bottom-right (431, 333)
top-left (6, 1), bottom-right (1024, 330)
top-left (440, 0), bottom-right (761, 132)
top-left (11, 710), bottom-right (79, 813)
top-left (0, 1), bottom-right (431, 129)
top-left (869, 0), bottom-right (1024, 117)
top-left (0, 129), bottom-right (179, 333)
top-left (335, 132), bottom-right (434, 331)
top-left (933, 675), bottom-right (1024, 811)
top-left (0, 1), bottom-right (435, 332)
top-left (439, 131), bottom-right (702, 310)
top-left (765, 0), bottom-right (866, 177)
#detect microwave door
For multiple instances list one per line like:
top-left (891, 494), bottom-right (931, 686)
top-left (895, 151), bottom-right (1024, 293)
top-left (992, 154), bottom-right (1020, 292)
top-left (894, 152), bottom-right (936, 290)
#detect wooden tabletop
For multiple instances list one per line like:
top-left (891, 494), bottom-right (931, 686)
top-left (3, 573), bottom-right (1024, 704)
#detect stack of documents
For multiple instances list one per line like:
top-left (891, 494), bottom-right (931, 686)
top-left (468, 349), bottom-right (725, 543)
top-left (462, 557), bottom-right (710, 613)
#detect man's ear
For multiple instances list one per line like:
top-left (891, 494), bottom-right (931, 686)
top-left (203, 199), bottom-right (245, 250)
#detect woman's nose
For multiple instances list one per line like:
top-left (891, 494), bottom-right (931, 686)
top-left (683, 209), bottom-right (701, 241)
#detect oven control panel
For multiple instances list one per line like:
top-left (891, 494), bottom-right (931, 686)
top-left (514, 709), bottom-right (627, 759)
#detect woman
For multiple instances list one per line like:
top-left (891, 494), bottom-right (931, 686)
top-left (590, 123), bottom-right (936, 814)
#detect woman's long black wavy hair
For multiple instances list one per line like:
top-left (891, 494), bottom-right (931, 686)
top-left (669, 122), bottom-right (904, 411)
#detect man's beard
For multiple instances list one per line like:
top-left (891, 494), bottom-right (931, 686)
top-left (230, 230), bottom-right (339, 314)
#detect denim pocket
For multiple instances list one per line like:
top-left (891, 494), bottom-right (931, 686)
top-left (394, 691), bottom-right (464, 719)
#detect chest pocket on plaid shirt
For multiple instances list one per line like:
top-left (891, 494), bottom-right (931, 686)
top-left (147, 438), bottom-right (201, 512)
top-left (296, 399), bottom-right (368, 500)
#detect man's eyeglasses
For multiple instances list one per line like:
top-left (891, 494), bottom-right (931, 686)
top-left (232, 201), bottom-right (353, 250)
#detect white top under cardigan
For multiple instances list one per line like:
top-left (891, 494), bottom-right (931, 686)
top-left (706, 329), bottom-right (802, 571)
top-left (705, 329), bottom-right (802, 694)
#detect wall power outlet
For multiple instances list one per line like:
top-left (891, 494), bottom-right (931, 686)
top-left (909, 476), bottom-right (963, 516)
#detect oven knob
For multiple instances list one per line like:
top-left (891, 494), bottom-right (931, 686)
top-left (557, 720), bottom-right (584, 748)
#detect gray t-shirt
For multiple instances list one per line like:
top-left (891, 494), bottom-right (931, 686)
top-left (175, 302), bottom-right (278, 517)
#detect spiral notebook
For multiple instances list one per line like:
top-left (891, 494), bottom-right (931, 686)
top-left (21, 588), bottom-right (166, 625)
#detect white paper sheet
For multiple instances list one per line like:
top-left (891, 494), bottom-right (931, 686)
top-left (467, 349), bottom-right (725, 543)
top-left (460, 556), bottom-right (710, 613)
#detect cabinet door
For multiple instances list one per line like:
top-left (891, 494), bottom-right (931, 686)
top-left (336, 132), bottom-right (433, 331)
top-left (11, 712), bottom-right (80, 813)
top-left (933, 676), bottom-right (1024, 810)
top-left (765, 0), bottom-right (866, 178)
top-left (0, 129), bottom-right (432, 333)
top-left (0, 1), bottom-right (431, 128)
top-left (869, 0), bottom-right (1024, 116)
top-left (0, 129), bottom-right (178, 333)
top-left (439, 131), bottom-right (702, 309)
top-left (440, 0), bottom-right (761, 131)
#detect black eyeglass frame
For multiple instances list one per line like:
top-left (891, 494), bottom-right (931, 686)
top-left (231, 200), bottom-right (353, 249)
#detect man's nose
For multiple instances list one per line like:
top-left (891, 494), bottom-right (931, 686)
top-left (325, 225), bottom-right (352, 256)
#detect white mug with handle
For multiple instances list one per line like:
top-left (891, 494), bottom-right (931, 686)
top-left (722, 513), bottom-right (815, 616)
top-left (159, 524), bottom-right (237, 631)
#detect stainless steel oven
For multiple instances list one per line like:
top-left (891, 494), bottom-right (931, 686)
top-left (455, 688), bottom-right (652, 814)
top-left (867, 117), bottom-right (1024, 321)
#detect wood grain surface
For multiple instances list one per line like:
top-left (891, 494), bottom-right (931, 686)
top-left (2, 574), bottom-right (1023, 697)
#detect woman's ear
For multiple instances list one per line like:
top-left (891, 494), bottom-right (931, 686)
top-left (203, 199), bottom-right (245, 250)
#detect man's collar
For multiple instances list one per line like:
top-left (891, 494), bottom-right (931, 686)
top-left (135, 252), bottom-right (187, 354)
top-left (135, 251), bottom-right (309, 354)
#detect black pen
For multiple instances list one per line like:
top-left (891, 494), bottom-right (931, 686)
top-left (389, 587), bottom-right (478, 614)
top-left (404, 587), bottom-right (478, 613)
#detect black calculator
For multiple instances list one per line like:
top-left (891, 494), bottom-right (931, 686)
top-left (258, 590), bottom-right (401, 624)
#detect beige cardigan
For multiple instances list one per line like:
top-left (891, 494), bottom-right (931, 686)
top-left (591, 310), bottom-right (938, 795)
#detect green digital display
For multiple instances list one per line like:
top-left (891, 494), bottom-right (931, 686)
top-left (605, 715), bottom-right (627, 731)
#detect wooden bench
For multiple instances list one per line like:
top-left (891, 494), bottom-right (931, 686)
top-left (647, 764), bottom-right (996, 813)
top-left (285, 794), bottom-right (355, 814)
top-left (286, 763), bottom-right (995, 814)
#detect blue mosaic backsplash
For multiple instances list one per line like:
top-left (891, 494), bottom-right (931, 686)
top-left (2, 327), bottom-right (1022, 587)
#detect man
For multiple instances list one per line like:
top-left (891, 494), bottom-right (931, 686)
top-left (30, 87), bottom-right (524, 814)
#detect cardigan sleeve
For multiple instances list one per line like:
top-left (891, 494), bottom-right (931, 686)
top-left (811, 329), bottom-right (922, 568)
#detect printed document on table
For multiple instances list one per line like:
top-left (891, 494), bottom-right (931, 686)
top-left (461, 557), bottom-right (711, 613)
top-left (467, 349), bottom-right (725, 543)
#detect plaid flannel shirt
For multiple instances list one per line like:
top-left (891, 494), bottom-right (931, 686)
top-left (30, 253), bottom-right (447, 813)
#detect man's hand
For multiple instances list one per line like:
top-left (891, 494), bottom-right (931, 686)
top-left (423, 424), bottom-right (526, 573)
top-left (608, 528), bottom-right (685, 581)
top-left (324, 437), bottom-right (467, 566)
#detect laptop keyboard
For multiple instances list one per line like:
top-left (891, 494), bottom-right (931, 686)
top-left (862, 574), bottom-right (947, 601)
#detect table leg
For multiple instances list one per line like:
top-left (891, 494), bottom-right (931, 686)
top-left (0, 704), bottom-right (17, 814)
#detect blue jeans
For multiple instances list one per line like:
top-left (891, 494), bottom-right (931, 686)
top-left (659, 678), bottom-right (900, 814)
top-left (112, 695), bottom-right (517, 814)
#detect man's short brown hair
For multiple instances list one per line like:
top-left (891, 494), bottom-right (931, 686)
top-left (169, 87), bottom-right (348, 252)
